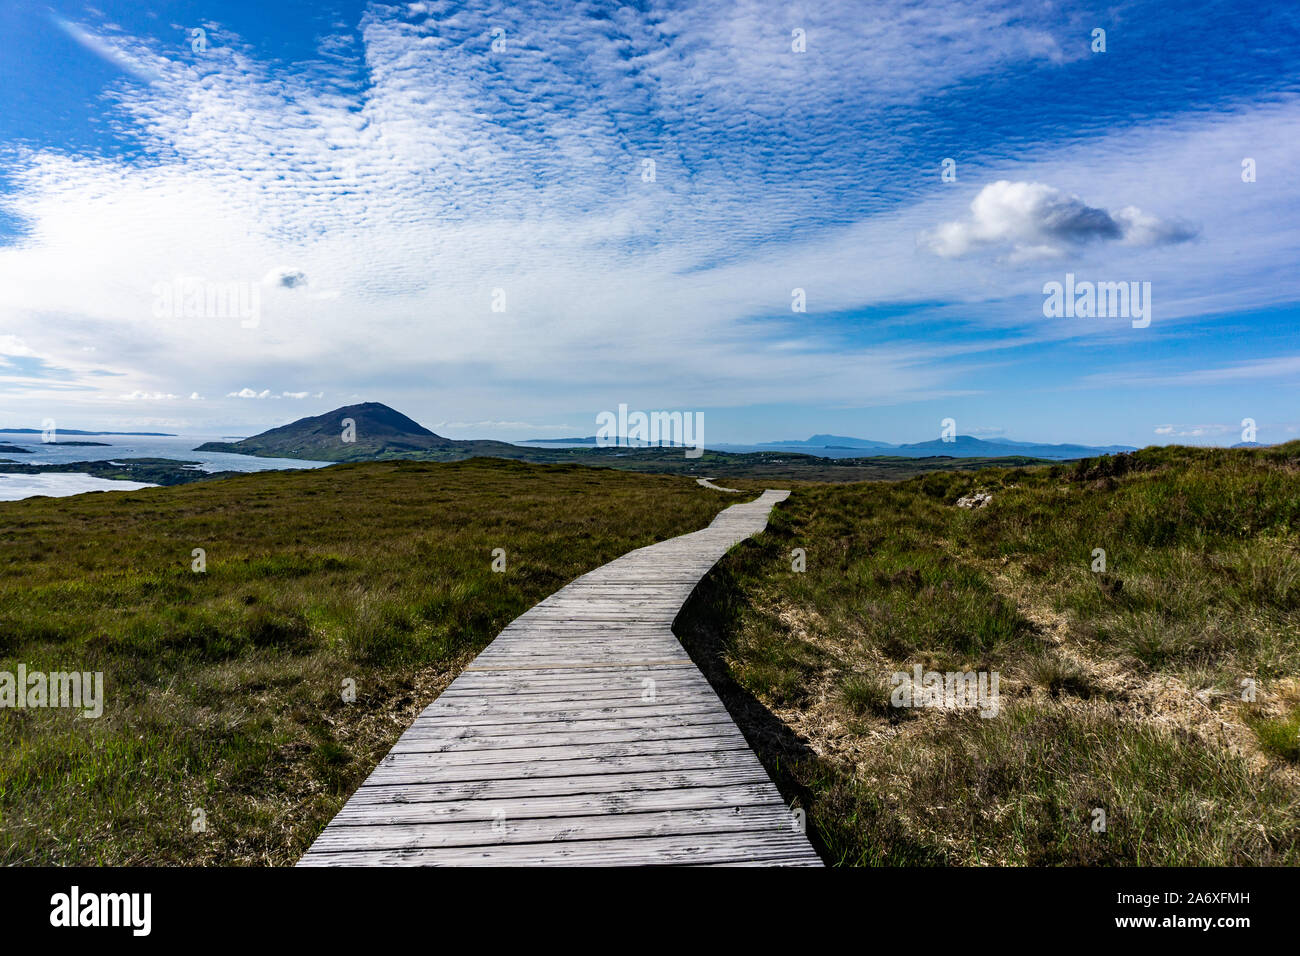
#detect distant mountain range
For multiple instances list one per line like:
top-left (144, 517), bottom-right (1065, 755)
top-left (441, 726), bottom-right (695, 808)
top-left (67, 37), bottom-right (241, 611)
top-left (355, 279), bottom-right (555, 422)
top-left (202, 403), bottom-right (1140, 464)
top-left (758, 434), bottom-right (896, 450)
top-left (520, 436), bottom-right (691, 447)
top-left (759, 434), bottom-right (1137, 460)
top-left (195, 402), bottom-right (520, 462)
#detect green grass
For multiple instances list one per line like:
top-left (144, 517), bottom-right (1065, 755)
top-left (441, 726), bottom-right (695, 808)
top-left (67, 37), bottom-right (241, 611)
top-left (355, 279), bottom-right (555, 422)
top-left (676, 441), bottom-right (1300, 865)
top-left (0, 458), bottom-right (743, 864)
top-left (1248, 709), bottom-right (1300, 763)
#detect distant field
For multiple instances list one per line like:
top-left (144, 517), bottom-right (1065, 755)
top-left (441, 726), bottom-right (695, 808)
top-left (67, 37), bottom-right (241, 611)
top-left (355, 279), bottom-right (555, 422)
top-left (514, 448), bottom-right (1062, 483)
top-left (0, 445), bottom-right (1064, 488)
top-left (677, 442), bottom-right (1300, 865)
top-left (0, 459), bottom-right (744, 865)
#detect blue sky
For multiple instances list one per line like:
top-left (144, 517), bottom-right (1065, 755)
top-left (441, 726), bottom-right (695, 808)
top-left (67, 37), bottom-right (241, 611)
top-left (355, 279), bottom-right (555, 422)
top-left (0, 0), bottom-right (1297, 445)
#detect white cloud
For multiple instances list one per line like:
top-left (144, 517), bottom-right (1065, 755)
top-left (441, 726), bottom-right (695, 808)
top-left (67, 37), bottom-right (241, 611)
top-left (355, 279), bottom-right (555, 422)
top-left (120, 390), bottom-right (180, 401)
top-left (1153, 424), bottom-right (1233, 437)
top-left (51, 16), bottom-right (162, 84)
top-left (264, 268), bottom-right (308, 289)
top-left (227, 388), bottom-right (314, 399)
top-left (921, 181), bottom-right (1198, 260)
top-left (0, 336), bottom-right (41, 358)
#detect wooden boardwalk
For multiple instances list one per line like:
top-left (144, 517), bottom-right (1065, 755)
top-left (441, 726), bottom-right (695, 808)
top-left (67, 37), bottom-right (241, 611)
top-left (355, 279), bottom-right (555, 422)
top-left (298, 489), bottom-right (821, 866)
top-left (695, 476), bottom-right (742, 493)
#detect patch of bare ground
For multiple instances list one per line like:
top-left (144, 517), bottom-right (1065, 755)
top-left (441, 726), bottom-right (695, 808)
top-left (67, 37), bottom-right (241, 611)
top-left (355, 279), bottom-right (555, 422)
top-left (753, 603), bottom-right (985, 775)
top-left (763, 604), bottom-right (893, 767)
top-left (975, 554), bottom-right (1300, 786)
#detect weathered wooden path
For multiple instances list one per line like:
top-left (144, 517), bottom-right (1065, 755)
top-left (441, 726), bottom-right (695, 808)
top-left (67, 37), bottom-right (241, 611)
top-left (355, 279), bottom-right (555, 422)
top-left (695, 476), bottom-right (742, 493)
top-left (298, 489), bottom-right (821, 866)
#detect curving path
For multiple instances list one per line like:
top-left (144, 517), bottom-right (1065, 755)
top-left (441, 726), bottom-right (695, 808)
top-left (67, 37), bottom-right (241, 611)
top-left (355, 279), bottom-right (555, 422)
top-left (298, 489), bottom-right (821, 866)
top-left (695, 476), bottom-right (742, 493)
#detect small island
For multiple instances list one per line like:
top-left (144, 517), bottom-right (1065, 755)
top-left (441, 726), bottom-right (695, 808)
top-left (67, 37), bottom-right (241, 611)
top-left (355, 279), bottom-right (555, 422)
top-left (0, 458), bottom-right (232, 486)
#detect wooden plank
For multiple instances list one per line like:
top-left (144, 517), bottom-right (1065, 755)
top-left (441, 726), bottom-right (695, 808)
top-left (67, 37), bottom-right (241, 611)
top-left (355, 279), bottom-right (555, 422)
top-left (390, 722), bottom-right (741, 753)
top-left (405, 702), bottom-right (731, 729)
top-left (446, 663), bottom-right (699, 682)
top-left (298, 489), bottom-right (821, 867)
top-left (299, 831), bottom-right (819, 867)
top-left (383, 734), bottom-right (748, 765)
top-left (396, 712), bottom-right (737, 740)
top-left (309, 805), bottom-right (793, 851)
top-left (435, 676), bottom-right (712, 697)
top-left (462, 659), bottom-right (688, 672)
top-left (328, 782), bottom-right (786, 824)
top-left (414, 700), bottom-right (734, 723)
top-left (427, 687), bottom-right (721, 709)
top-left (420, 699), bottom-right (726, 720)
top-left (343, 767), bottom-right (777, 805)
top-left (363, 747), bottom-right (761, 786)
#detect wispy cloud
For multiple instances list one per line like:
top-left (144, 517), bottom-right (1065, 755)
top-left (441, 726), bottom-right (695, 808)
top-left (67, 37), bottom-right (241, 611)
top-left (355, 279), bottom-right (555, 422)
top-left (51, 16), bottom-right (163, 84)
top-left (119, 390), bottom-right (180, 401)
top-left (1153, 423), bottom-right (1235, 437)
top-left (227, 388), bottom-right (322, 399)
top-left (1085, 354), bottom-right (1300, 389)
